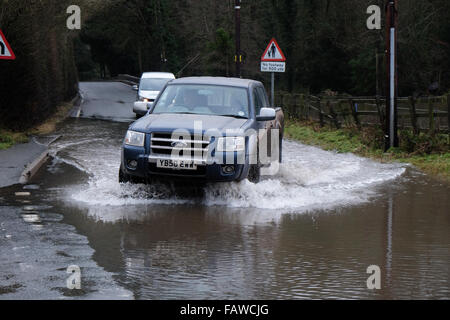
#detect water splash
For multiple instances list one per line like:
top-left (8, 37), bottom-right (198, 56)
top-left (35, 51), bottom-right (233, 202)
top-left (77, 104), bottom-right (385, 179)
top-left (49, 131), bottom-right (406, 212)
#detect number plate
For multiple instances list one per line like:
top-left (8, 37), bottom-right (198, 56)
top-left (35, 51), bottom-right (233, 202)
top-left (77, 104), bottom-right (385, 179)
top-left (156, 159), bottom-right (197, 170)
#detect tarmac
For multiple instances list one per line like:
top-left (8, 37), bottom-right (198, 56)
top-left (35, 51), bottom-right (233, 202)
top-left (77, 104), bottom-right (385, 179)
top-left (0, 139), bottom-right (48, 188)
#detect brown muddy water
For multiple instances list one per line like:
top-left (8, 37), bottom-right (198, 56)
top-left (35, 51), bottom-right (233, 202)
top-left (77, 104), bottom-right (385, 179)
top-left (0, 118), bottom-right (448, 299)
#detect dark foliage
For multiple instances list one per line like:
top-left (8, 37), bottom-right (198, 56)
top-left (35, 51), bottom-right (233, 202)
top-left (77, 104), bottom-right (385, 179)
top-left (77, 0), bottom-right (450, 97)
top-left (1, 0), bottom-right (449, 130)
top-left (0, 0), bottom-right (79, 130)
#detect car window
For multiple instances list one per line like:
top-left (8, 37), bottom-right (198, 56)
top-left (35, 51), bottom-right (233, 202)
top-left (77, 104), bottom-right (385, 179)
top-left (257, 86), bottom-right (270, 108)
top-left (253, 88), bottom-right (263, 115)
top-left (152, 84), bottom-right (249, 118)
top-left (139, 78), bottom-right (171, 91)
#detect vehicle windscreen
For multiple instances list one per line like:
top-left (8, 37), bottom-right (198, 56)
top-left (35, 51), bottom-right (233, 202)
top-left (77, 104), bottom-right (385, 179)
top-left (151, 84), bottom-right (249, 118)
top-left (139, 78), bottom-right (171, 91)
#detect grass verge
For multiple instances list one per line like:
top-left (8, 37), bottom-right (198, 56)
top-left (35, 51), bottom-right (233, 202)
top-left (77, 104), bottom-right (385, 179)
top-left (0, 102), bottom-right (75, 150)
top-left (284, 120), bottom-right (450, 181)
top-left (0, 130), bottom-right (29, 150)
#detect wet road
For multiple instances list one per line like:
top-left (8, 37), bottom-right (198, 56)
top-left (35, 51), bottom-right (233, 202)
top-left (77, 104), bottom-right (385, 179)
top-left (78, 81), bottom-right (136, 121)
top-left (0, 82), bottom-right (448, 299)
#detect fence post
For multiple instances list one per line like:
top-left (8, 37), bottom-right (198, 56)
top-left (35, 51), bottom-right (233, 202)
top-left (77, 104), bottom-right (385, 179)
top-left (349, 99), bottom-right (360, 128)
top-left (340, 100), bottom-right (349, 127)
top-left (428, 96), bottom-right (435, 135)
top-left (375, 96), bottom-right (385, 128)
top-left (447, 94), bottom-right (450, 136)
top-left (408, 96), bottom-right (418, 135)
top-left (287, 94), bottom-right (293, 119)
top-left (328, 101), bottom-right (340, 129)
top-left (318, 98), bottom-right (324, 127)
top-left (298, 94), bottom-right (304, 120)
top-left (293, 94), bottom-right (298, 119)
top-left (305, 95), bottom-right (310, 121)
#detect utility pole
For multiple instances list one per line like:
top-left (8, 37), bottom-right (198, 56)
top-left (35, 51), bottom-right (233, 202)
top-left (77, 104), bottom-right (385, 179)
top-left (235, 0), bottom-right (241, 78)
top-left (385, 0), bottom-right (399, 150)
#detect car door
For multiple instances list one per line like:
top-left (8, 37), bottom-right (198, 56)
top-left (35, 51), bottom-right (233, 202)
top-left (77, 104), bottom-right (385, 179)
top-left (252, 87), bottom-right (265, 161)
top-left (253, 86), bottom-right (273, 164)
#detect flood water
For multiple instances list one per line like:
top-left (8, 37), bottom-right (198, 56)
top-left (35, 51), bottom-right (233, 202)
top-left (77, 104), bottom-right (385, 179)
top-left (1, 117), bottom-right (448, 299)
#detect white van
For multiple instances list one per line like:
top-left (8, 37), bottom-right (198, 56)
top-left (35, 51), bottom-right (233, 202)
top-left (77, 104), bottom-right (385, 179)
top-left (133, 72), bottom-right (175, 117)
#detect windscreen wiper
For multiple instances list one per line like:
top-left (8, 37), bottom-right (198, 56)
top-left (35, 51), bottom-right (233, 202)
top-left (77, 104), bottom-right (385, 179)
top-left (217, 114), bottom-right (248, 119)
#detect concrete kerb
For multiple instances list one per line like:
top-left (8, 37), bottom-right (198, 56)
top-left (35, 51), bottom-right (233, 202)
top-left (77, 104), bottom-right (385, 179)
top-left (19, 150), bottom-right (49, 184)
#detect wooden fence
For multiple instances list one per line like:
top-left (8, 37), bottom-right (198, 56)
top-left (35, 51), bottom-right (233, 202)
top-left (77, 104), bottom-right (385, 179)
top-left (276, 93), bottom-right (450, 134)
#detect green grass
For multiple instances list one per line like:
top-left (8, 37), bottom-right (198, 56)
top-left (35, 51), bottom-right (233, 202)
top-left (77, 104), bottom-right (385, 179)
top-left (285, 124), bottom-right (365, 153)
top-left (0, 102), bottom-right (74, 151)
top-left (0, 130), bottom-right (29, 150)
top-left (285, 120), bottom-right (450, 181)
top-left (396, 153), bottom-right (450, 178)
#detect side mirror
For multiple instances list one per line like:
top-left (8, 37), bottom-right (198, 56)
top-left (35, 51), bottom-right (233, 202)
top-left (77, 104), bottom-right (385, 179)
top-left (132, 84), bottom-right (139, 91)
top-left (256, 107), bottom-right (276, 121)
top-left (133, 101), bottom-right (153, 114)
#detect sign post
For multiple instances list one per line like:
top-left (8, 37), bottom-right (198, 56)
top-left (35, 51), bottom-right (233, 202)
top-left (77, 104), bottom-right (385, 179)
top-left (385, 1), bottom-right (398, 150)
top-left (234, 0), bottom-right (241, 78)
top-left (0, 30), bottom-right (16, 60)
top-left (261, 38), bottom-right (286, 107)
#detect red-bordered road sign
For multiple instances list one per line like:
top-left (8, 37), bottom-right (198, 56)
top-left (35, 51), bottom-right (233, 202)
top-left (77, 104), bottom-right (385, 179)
top-left (0, 29), bottom-right (16, 60)
top-left (261, 38), bottom-right (286, 62)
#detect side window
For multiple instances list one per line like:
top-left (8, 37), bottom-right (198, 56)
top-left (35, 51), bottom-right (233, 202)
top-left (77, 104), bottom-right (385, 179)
top-left (257, 86), bottom-right (270, 108)
top-left (253, 88), bottom-right (263, 115)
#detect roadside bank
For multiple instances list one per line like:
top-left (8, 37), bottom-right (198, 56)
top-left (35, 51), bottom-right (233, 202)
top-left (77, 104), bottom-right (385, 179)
top-left (0, 95), bottom-right (80, 187)
top-left (0, 100), bottom-right (77, 150)
top-left (284, 120), bottom-right (450, 181)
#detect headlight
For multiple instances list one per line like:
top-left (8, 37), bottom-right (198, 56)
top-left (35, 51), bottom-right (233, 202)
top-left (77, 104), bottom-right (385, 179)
top-left (139, 96), bottom-right (149, 102)
top-left (124, 130), bottom-right (145, 147)
top-left (217, 137), bottom-right (245, 152)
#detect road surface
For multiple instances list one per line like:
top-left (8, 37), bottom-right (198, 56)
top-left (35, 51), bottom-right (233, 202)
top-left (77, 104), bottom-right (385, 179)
top-left (78, 81), bottom-right (136, 121)
top-left (0, 82), bottom-right (448, 299)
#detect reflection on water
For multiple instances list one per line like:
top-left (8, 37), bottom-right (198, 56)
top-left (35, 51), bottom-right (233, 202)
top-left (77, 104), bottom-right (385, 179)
top-left (50, 185), bottom-right (449, 299)
top-left (2, 118), bottom-right (447, 299)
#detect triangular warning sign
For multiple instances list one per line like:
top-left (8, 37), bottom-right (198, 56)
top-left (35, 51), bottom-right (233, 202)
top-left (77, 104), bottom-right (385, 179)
top-left (0, 30), bottom-right (16, 60)
top-left (261, 38), bottom-right (285, 62)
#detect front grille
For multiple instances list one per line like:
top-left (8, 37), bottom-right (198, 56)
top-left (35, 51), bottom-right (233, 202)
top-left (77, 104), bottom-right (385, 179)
top-left (151, 132), bottom-right (210, 158)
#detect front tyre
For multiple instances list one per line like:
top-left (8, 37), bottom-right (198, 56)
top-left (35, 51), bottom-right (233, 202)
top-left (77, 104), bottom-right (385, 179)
top-left (119, 167), bottom-right (131, 183)
top-left (247, 163), bottom-right (261, 183)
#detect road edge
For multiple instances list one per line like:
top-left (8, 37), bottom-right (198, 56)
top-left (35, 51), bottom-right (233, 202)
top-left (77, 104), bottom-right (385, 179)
top-left (17, 92), bottom-right (81, 185)
top-left (19, 150), bottom-right (50, 184)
